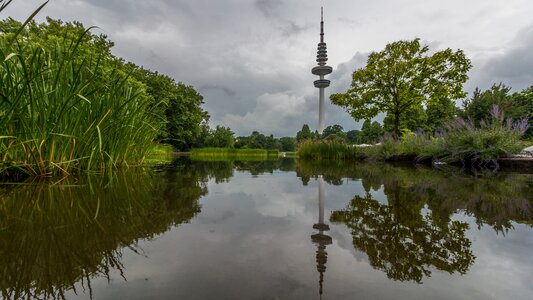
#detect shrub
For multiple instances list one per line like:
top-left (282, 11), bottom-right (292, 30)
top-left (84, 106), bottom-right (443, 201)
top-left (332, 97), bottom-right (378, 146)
top-left (438, 106), bottom-right (528, 164)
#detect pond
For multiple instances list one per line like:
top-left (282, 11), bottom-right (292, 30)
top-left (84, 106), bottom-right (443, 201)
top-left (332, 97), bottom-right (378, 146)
top-left (1, 158), bottom-right (533, 299)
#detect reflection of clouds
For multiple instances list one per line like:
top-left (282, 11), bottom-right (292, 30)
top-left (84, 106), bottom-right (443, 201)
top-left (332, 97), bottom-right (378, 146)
top-left (209, 172), bottom-right (313, 219)
top-left (66, 167), bottom-right (533, 300)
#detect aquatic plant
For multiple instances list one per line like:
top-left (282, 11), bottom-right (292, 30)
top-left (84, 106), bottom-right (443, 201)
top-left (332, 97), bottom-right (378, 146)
top-left (297, 139), bottom-right (362, 160)
top-left (0, 1), bottom-right (159, 177)
top-left (190, 148), bottom-right (271, 160)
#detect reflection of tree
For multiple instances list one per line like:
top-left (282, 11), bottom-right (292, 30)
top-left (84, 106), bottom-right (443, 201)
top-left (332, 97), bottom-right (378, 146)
top-left (0, 157), bottom-right (299, 299)
top-left (185, 157), bottom-right (296, 181)
top-left (297, 160), bottom-right (533, 232)
top-left (331, 191), bottom-right (475, 283)
top-left (0, 166), bottom-right (206, 300)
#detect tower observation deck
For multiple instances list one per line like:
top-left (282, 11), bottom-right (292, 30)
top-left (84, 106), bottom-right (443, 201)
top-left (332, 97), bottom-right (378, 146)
top-left (312, 7), bottom-right (333, 134)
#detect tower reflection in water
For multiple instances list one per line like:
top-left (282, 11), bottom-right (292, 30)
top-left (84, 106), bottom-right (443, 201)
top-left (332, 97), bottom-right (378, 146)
top-left (311, 175), bottom-right (332, 298)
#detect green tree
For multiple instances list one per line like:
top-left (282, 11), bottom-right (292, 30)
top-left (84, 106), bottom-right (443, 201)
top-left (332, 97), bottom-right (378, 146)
top-left (331, 38), bottom-right (471, 137)
top-left (296, 124), bottom-right (313, 142)
top-left (510, 86), bottom-right (533, 138)
top-left (358, 120), bottom-right (383, 144)
top-left (166, 83), bottom-right (209, 150)
top-left (345, 130), bottom-right (360, 144)
top-left (121, 61), bottom-right (209, 150)
top-left (234, 131), bottom-right (282, 150)
top-left (322, 124), bottom-right (346, 140)
top-left (279, 137), bottom-right (296, 151)
top-left (425, 98), bottom-right (457, 133)
top-left (383, 104), bottom-right (428, 134)
top-left (461, 84), bottom-right (511, 125)
top-left (204, 126), bottom-right (235, 148)
top-left (461, 83), bottom-right (532, 138)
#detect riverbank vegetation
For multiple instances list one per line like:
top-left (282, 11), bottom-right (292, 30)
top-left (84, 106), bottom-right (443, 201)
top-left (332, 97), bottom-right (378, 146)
top-left (0, 1), bottom-right (208, 178)
top-left (190, 148), bottom-right (279, 160)
top-left (298, 106), bottom-right (528, 166)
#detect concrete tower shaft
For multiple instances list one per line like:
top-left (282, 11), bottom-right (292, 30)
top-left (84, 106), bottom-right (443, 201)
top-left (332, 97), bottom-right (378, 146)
top-left (311, 7), bottom-right (332, 134)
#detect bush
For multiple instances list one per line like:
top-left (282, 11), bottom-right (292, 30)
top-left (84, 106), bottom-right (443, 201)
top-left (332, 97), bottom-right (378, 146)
top-left (437, 107), bottom-right (527, 164)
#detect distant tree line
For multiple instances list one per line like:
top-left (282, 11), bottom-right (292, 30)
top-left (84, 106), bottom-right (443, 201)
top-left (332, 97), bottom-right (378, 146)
top-left (196, 128), bottom-right (297, 152)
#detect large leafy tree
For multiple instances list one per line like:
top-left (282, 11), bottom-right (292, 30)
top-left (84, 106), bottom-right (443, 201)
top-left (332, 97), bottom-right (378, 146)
top-left (331, 38), bottom-right (471, 137)
top-left (166, 83), bottom-right (209, 150)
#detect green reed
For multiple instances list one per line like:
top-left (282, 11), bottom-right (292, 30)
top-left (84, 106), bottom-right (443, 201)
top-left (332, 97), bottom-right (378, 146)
top-left (0, 1), bottom-right (158, 177)
top-left (297, 140), bottom-right (362, 160)
top-left (190, 148), bottom-right (271, 160)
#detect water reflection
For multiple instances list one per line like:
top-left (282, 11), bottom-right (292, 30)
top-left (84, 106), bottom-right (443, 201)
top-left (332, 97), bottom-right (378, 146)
top-left (0, 159), bottom-right (532, 299)
top-left (0, 167), bottom-right (206, 300)
top-left (331, 192), bottom-right (474, 283)
top-left (310, 176), bottom-right (332, 297)
top-left (298, 160), bottom-right (533, 283)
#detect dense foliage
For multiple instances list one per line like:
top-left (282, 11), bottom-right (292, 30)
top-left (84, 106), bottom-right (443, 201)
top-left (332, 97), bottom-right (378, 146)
top-left (331, 38), bottom-right (471, 137)
top-left (0, 2), bottom-right (208, 176)
top-left (461, 84), bottom-right (533, 138)
top-left (234, 131), bottom-right (279, 149)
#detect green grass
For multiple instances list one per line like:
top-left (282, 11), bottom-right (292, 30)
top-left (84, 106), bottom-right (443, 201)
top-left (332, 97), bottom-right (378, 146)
top-left (297, 140), bottom-right (363, 160)
top-left (298, 116), bottom-right (526, 166)
top-left (144, 143), bottom-right (175, 165)
top-left (190, 148), bottom-right (277, 160)
top-left (0, 2), bottom-right (159, 178)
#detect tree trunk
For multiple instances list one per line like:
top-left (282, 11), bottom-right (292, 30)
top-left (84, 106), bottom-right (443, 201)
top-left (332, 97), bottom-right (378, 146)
top-left (394, 111), bottom-right (401, 139)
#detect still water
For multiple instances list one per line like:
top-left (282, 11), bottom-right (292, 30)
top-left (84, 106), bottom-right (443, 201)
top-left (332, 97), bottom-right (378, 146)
top-left (1, 158), bottom-right (533, 299)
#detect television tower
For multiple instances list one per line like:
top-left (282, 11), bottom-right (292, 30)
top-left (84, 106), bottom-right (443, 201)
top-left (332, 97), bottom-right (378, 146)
top-left (311, 176), bottom-right (332, 298)
top-left (312, 7), bottom-right (333, 134)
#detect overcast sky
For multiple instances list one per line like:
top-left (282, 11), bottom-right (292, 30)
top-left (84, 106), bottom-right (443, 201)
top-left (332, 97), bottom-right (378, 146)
top-left (3, 0), bottom-right (533, 136)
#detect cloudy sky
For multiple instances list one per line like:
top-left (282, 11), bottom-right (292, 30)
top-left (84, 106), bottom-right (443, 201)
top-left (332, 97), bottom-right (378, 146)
top-left (3, 0), bottom-right (533, 136)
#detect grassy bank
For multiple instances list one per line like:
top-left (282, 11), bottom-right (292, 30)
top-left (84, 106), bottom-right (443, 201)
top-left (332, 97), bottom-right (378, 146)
top-left (0, 2), bottom-right (160, 178)
top-left (190, 148), bottom-right (279, 160)
top-left (298, 140), bottom-right (362, 160)
top-left (298, 116), bottom-right (527, 166)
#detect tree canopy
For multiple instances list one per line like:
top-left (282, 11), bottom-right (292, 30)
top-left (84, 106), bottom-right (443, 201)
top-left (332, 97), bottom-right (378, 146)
top-left (331, 38), bottom-right (471, 137)
top-left (0, 17), bottom-right (210, 151)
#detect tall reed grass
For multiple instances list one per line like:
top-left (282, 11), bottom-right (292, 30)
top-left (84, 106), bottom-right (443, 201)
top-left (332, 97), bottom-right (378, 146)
top-left (298, 107), bottom-right (527, 167)
top-left (297, 140), bottom-right (362, 160)
top-left (0, 1), bottom-right (158, 177)
top-left (190, 148), bottom-right (276, 160)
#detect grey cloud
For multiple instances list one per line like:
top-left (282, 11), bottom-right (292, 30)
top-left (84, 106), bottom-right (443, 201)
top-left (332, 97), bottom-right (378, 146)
top-left (330, 52), bottom-right (368, 93)
top-left (467, 24), bottom-right (533, 93)
top-left (337, 17), bottom-right (362, 29)
top-left (255, 0), bottom-right (282, 18)
top-left (280, 21), bottom-right (308, 37)
top-left (199, 85), bottom-right (237, 97)
top-left (7, 0), bottom-right (532, 137)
